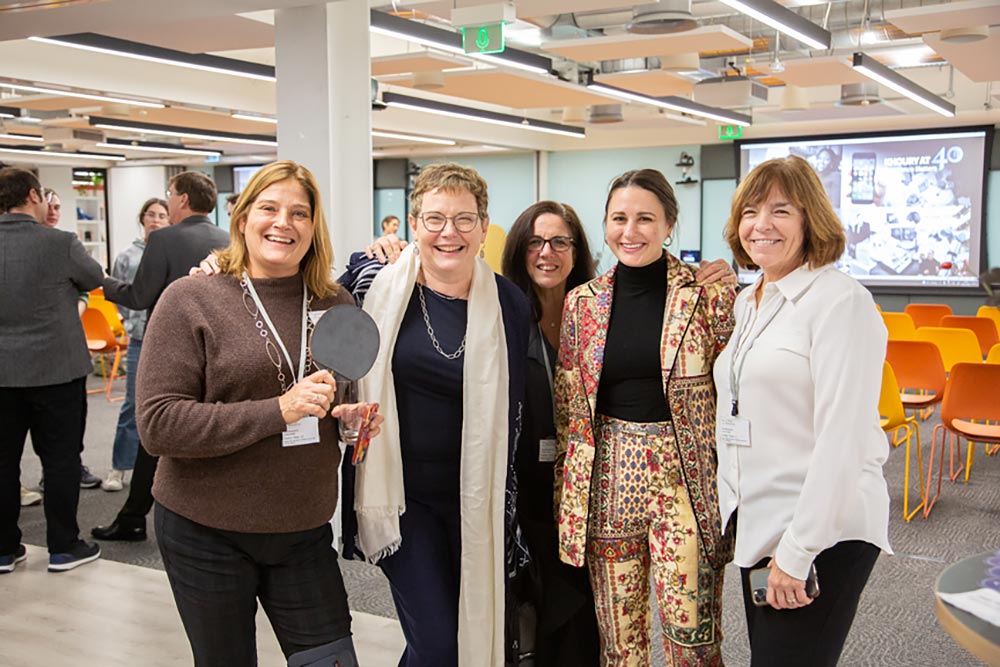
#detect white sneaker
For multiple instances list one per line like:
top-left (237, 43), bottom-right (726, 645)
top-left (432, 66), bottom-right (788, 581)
top-left (101, 469), bottom-right (125, 492)
top-left (20, 487), bottom-right (42, 507)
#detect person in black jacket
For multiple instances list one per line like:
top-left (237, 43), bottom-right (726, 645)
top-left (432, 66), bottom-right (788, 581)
top-left (91, 171), bottom-right (229, 542)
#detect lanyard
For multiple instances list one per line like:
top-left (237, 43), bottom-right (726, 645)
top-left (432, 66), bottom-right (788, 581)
top-left (242, 272), bottom-right (309, 388)
top-left (538, 323), bottom-right (557, 422)
top-left (728, 285), bottom-right (785, 417)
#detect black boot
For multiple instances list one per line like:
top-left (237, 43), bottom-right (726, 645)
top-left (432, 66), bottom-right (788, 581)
top-left (287, 636), bottom-right (358, 667)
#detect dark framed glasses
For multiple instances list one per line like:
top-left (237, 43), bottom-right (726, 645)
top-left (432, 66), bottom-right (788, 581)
top-left (526, 235), bottom-right (574, 253)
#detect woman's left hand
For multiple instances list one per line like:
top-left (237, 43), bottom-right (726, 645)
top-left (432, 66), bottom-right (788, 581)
top-left (765, 558), bottom-right (813, 610)
top-left (695, 258), bottom-right (737, 285)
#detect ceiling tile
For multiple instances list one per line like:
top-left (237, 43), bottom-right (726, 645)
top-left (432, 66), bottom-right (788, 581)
top-left (778, 56), bottom-right (870, 87)
top-left (594, 70), bottom-right (695, 96)
top-left (886, 0), bottom-right (1000, 34)
top-left (541, 25), bottom-right (752, 62)
top-left (393, 70), bottom-right (617, 108)
top-left (372, 52), bottom-right (469, 76)
top-left (923, 28), bottom-right (1000, 83)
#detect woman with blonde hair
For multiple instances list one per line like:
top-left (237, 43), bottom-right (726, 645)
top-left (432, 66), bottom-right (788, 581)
top-left (715, 156), bottom-right (890, 666)
top-left (138, 160), bottom-right (380, 667)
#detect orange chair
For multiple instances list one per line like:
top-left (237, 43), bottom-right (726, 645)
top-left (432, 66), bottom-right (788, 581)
top-left (81, 308), bottom-right (127, 402)
top-left (879, 362), bottom-right (924, 521)
top-left (978, 305), bottom-right (1000, 337)
top-left (88, 288), bottom-right (127, 341)
top-left (940, 315), bottom-right (1000, 358)
top-left (987, 344), bottom-right (1000, 364)
top-left (905, 303), bottom-right (952, 328)
top-left (914, 326), bottom-right (981, 372)
top-left (924, 363), bottom-right (1000, 518)
top-left (885, 340), bottom-right (947, 420)
top-left (881, 312), bottom-right (916, 341)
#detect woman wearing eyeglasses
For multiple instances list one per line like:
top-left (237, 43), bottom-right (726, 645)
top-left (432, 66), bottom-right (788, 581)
top-left (555, 169), bottom-right (736, 665)
top-left (356, 163), bottom-right (531, 667)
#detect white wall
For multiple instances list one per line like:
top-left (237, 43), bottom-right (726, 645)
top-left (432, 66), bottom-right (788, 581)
top-left (107, 165), bottom-right (167, 261)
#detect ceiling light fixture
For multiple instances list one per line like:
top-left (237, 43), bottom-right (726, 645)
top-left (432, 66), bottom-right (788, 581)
top-left (0, 106), bottom-right (18, 119)
top-left (0, 146), bottom-right (125, 161)
top-left (716, 0), bottom-right (831, 50)
top-left (89, 116), bottom-right (278, 146)
top-left (96, 138), bottom-right (223, 157)
top-left (0, 132), bottom-right (44, 142)
top-left (383, 92), bottom-right (585, 139)
top-left (1, 82), bottom-right (165, 109)
top-left (369, 10), bottom-right (552, 76)
top-left (851, 52), bottom-right (955, 117)
top-left (231, 113), bottom-right (278, 124)
top-left (586, 78), bottom-right (752, 126)
top-left (372, 130), bottom-right (456, 146)
top-left (29, 33), bottom-right (276, 82)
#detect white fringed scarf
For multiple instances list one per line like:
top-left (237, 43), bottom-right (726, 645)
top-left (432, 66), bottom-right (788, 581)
top-left (357, 244), bottom-right (509, 667)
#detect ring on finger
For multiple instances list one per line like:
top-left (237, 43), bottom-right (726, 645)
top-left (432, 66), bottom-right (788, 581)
top-left (786, 595), bottom-right (797, 604)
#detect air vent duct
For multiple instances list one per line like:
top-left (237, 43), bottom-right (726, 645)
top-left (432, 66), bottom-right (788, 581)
top-left (588, 104), bottom-right (624, 123)
top-left (628, 0), bottom-right (697, 35)
top-left (838, 82), bottom-right (882, 106)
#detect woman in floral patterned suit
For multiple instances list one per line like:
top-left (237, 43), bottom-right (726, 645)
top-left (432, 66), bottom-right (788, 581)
top-left (554, 169), bottom-right (735, 666)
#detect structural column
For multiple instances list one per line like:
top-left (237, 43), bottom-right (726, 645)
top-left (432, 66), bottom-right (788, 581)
top-left (275, 1), bottom-right (373, 272)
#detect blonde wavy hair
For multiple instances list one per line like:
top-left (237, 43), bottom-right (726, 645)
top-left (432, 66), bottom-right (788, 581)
top-left (216, 160), bottom-right (338, 298)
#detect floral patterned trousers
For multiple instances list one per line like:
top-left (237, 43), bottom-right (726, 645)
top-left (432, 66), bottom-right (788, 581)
top-left (586, 415), bottom-right (724, 667)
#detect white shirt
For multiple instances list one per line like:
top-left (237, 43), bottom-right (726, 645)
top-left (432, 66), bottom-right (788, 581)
top-left (714, 264), bottom-right (892, 580)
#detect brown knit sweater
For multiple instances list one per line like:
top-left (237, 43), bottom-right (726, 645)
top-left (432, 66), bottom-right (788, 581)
top-left (136, 272), bottom-right (353, 533)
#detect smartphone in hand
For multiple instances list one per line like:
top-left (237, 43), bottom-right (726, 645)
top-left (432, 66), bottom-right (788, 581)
top-left (750, 563), bottom-right (819, 607)
top-left (351, 403), bottom-right (379, 466)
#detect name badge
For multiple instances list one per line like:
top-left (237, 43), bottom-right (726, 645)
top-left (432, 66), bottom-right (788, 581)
top-left (308, 309), bottom-right (328, 326)
top-left (538, 438), bottom-right (557, 463)
top-left (718, 416), bottom-right (752, 448)
top-left (283, 416), bottom-right (321, 447)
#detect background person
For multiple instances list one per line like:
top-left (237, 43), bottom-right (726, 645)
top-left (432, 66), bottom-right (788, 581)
top-left (555, 169), bottom-right (735, 666)
top-left (356, 163), bottom-right (531, 667)
top-left (139, 160), bottom-right (375, 666)
top-left (380, 214), bottom-right (400, 236)
top-left (101, 197), bottom-right (169, 492)
top-left (716, 155), bottom-right (891, 666)
top-left (92, 171), bottom-right (229, 542)
top-left (0, 167), bottom-right (104, 573)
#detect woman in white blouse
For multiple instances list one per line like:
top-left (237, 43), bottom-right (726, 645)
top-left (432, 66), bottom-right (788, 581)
top-left (714, 156), bottom-right (891, 666)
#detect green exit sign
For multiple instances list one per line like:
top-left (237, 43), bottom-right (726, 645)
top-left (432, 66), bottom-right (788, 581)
top-left (462, 23), bottom-right (505, 54)
top-left (718, 125), bottom-right (742, 140)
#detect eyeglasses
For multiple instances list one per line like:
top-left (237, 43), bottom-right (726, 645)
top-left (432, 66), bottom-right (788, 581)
top-left (526, 235), bottom-right (575, 253)
top-left (418, 212), bottom-right (481, 233)
top-left (44, 190), bottom-right (55, 203)
top-left (165, 189), bottom-right (173, 198)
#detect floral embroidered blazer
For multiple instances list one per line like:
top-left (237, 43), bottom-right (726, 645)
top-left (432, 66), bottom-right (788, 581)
top-left (554, 253), bottom-right (736, 569)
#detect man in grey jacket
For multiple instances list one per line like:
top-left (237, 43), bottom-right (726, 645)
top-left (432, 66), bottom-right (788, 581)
top-left (0, 167), bottom-right (104, 573)
top-left (92, 170), bottom-right (229, 542)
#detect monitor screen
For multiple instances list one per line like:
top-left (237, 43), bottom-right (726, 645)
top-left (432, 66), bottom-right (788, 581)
top-left (737, 128), bottom-right (990, 288)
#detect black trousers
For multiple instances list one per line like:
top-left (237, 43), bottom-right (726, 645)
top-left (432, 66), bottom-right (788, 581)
top-left (115, 441), bottom-right (157, 527)
top-left (740, 540), bottom-right (880, 667)
top-left (154, 503), bottom-right (352, 667)
top-left (0, 378), bottom-right (85, 554)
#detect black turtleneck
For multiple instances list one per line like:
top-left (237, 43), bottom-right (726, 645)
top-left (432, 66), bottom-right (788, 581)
top-left (596, 254), bottom-right (671, 422)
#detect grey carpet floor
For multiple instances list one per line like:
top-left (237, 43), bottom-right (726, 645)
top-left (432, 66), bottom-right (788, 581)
top-left (15, 375), bottom-right (998, 666)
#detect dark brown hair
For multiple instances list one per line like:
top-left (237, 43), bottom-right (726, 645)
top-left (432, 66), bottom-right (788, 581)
top-left (170, 171), bottom-right (217, 214)
top-left (604, 169), bottom-right (679, 225)
top-left (725, 156), bottom-right (846, 270)
top-left (0, 167), bottom-right (42, 212)
top-left (501, 201), bottom-right (595, 321)
top-left (138, 197), bottom-right (168, 226)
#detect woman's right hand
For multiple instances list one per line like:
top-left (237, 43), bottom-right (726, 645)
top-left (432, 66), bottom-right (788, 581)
top-left (365, 233), bottom-right (408, 264)
top-left (278, 370), bottom-right (336, 424)
top-left (189, 252), bottom-right (221, 276)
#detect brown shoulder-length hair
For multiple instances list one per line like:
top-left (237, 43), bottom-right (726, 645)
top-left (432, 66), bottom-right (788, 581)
top-left (216, 160), bottom-right (338, 298)
top-left (605, 168), bottom-right (678, 224)
top-left (501, 201), bottom-right (596, 321)
top-left (725, 156), bottom-right (846, 270)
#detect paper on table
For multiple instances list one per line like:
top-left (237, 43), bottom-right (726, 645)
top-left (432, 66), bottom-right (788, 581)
top-left (937, 587), bottom-right (1000, 627)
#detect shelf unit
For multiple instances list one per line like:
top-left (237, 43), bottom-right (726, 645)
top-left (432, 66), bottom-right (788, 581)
top-left (72, 168), bottom-right (109, 268)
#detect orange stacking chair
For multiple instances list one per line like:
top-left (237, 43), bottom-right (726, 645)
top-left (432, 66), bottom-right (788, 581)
top-left (885, 340), bottom-right (947, 420)
top-left (914, 327), bottom-right (981, 372)
top-left (924, 363), bottom-right (1000, 518)
top-left (881, 312), bottom-right (917, 340)
top-left (81, 308), bottom-right (127, 402)
top-left (987, 344), bottom-right (1000, 364)
top-left (88, 287), bottom-right (127, 341)
top-left (978, 305), bottom-right (1000, 336)
top-left (905, 303), bottom-right (952, 329)
top-left (878, 362), bottom-right (924, 521)
top-left (940, 315), bottom-right (999, 358)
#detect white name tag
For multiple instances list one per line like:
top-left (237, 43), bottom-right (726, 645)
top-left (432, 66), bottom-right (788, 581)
top-left (718, 416), bottom-right (752, 448)
top-left (308, 309), bottom-right (328, 326)
top-left (283, 416), bottom-right (321, 447)
top-left (538, 438), bottom-right (557, 463)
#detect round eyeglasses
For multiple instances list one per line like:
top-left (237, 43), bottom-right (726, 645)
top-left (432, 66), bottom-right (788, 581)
top-left (526, 235), bottom-right (574, 253)
top-left (418, 212), bottom-right (481, 233)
